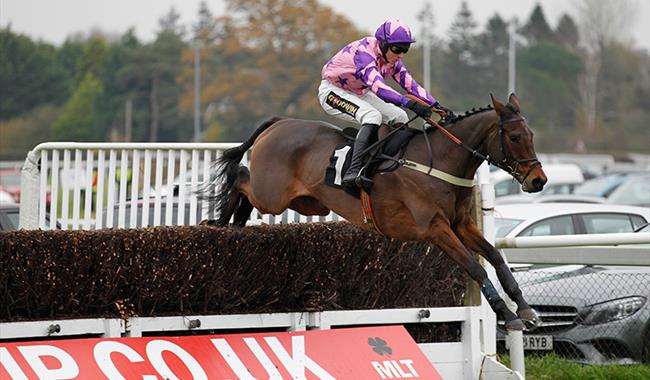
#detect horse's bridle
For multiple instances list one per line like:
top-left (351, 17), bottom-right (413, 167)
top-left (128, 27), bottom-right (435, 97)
top-left (419, 111), bottom-right (541, 185)
top-left (494, 115), bottom-right (542, 184)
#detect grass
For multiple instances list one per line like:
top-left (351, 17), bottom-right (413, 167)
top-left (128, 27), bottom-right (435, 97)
top-left (499, 354), bottom-right (650, 380)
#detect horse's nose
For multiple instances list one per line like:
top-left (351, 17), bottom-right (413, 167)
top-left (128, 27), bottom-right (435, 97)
top-left (532, 176), bottom-right (547, 191)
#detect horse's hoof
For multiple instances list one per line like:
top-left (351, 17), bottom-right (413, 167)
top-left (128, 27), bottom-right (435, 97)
top-left (505, 318), bottom-right (525, 331)
top-left (518, 308), bottom-right (541, 330)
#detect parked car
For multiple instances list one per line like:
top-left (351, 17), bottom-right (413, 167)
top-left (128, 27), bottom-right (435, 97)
top-left (606, 173), bottom-right (650, 208)
top-left (494, 203), bottom-right (650, 363)
top-left (0, 168), bottom-right (21, 203)
top-left (494, 203), bottom-right (649, 238)
top-left (503, 265), bottom-right (650, 364)
top-left (495, 194), bottom-right (606, 205)
top-left (491, 163), bottom-right (584, 198)
top-left (0, 204), bottom-right (60, 231)
top-left (573, 172), bottom-right (635, 198)
top-left (0, 189), bottom-right (16, 205)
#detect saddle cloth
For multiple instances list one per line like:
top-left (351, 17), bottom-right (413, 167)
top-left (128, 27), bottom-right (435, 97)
top-left (324, 125), bottom-right (418, 198)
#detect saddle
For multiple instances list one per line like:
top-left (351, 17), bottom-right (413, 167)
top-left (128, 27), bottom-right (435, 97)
top-left (325, 123), bottom-right (420, 198)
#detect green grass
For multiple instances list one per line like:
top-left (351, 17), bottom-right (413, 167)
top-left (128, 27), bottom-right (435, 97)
top-left (499, 354), bottom-right (650, 380)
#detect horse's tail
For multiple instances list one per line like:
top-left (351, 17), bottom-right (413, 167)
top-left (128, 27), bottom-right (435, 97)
top-left (203, 117), bottom-right (283, 226)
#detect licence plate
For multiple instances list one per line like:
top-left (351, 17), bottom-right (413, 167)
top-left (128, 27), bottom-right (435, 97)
top-left (523, 335), bottom-right (553, 350)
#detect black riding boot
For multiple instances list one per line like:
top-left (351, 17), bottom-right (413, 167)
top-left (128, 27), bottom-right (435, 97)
top-left (342, 123), bottom-right (379, 187)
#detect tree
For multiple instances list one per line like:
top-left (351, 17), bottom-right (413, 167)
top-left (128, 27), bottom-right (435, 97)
top-left (520, 4), bottom-right (554, 43)
top-left (148, 8), bottom-right (188, 141)
top-left (574, 0), bottom-right (635, 151)
top-left (0, 28), bottom-right (69, 119)
top-left (51, 73), bottom-right (104, 140)
top-left (517, 43), bottom-right (582, 151)
top-left (591, 41), bottom-right (650, 152)
top-left (193, 1), bottom-right (219, 44)
top-left (178, 0), bottom-right (361, 141)
top-left (474, 14), bottom-right (509, 98)
top-left (555, 14), bottom-right (580, 51)
top-left (443, 1), bottom-right (482, 109)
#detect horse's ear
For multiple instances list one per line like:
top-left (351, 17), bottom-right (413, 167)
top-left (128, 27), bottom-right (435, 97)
top-left (490, 93), bottom-right (506, 115)
top-left (508, 93), bottom-right (521, 113)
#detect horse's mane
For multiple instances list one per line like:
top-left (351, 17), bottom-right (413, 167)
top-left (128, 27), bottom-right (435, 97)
top-left (435, 105), bottom-right (494, 129)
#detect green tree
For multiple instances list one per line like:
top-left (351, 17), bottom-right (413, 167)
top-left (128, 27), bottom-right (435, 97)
top-left (593, 41), bottom-right (650, 153)
top-left (474, 14), bottom-right (509, 98)
top-left (0, 105), bottom-right (61, 159)
top-left (96, 29), bottom-right (145, 142)
top-left (443, 1), bottom-right (482, 109)
top-left (520, 4), bottom-right (555, 43)
top-left (51, 73), bottom-right (104, 140)
top-left (149, 8), bottom-right (188, 141)
top-left (0, 28), bottom-right (69, 119)
top-left (555, 14), bottom-right (580, 51)
top-left (517, 43), bottom-right (582, 151)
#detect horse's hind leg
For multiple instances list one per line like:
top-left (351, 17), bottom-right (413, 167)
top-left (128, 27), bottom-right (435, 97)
top-left (214, 165), bottom-right (253, 226)
top-left (456, 220), bottom-right (540, 328)
top-left (428, 216), bottom-right (525, 331)
top-left (233, 196), bottom-right (254, 227)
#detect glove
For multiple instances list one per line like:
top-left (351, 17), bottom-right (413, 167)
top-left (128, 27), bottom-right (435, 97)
top-left (433, 102), bottom-right (456, 119)
top-left (405, 100), bottom-right (433, 119)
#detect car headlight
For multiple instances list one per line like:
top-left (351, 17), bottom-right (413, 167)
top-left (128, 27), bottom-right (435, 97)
top-left (580, 296), bottom-right (646, 325)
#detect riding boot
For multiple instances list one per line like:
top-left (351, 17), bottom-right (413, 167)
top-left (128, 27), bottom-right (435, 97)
top-left (342, 123), bottom-right (379, 187)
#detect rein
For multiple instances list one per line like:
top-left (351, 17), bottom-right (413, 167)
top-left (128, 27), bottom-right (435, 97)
top-left (405, 95), bottom-right (541, 184)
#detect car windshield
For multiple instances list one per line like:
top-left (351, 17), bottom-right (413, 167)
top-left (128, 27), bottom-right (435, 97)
top-left (495, 218), bottom-right (524, 238)
top-left (574, 174), bottom-right (624, 197)
top-left (607, 175), bottom-right (650, 207)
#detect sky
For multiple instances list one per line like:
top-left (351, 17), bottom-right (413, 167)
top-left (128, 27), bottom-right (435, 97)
top-left (1, 0), bottom-right (649, 51)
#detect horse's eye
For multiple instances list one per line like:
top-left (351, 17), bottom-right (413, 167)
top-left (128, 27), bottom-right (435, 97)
top-left (509, 135), bottom-right (521, 143)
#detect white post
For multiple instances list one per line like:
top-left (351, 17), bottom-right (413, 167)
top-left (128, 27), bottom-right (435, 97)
top-left (193, 42), bottom-right (202, 142)
top-left (18, 149), bottom-right (42, 229)
top-left (480, 161), bottom-right (525, 378)
top-left (477, 162), bottom-right (498, 357)
top-left (507, 18), bottom-right (518, 96)
top-left (418, 2), bottom-right (434, 91)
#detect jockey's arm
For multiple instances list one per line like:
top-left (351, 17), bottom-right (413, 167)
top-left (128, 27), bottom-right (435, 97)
top-left (355, 52), bottom-right (411, 107)
top-left (391, 61), bottom-right (437, 106)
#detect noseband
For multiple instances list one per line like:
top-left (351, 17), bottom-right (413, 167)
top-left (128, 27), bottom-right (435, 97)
top-left (495, 116), bottom-right (541, 183)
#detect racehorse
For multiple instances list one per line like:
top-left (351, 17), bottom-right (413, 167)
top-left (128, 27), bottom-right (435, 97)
top-left (204, 93), bottom-right (547, 330)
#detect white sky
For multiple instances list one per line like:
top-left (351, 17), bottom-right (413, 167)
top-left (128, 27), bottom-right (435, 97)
top-left (1, 0), bottom-right (649, 51)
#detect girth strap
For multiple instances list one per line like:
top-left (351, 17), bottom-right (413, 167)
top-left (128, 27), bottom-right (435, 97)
top-left (400, 159), bottom-right (475, 188)
top-left (360, 190), bottom-right (384, 235)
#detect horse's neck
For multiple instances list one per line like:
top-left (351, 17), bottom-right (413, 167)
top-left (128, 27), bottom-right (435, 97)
top-left (425, 112), bottom-right (498, 177)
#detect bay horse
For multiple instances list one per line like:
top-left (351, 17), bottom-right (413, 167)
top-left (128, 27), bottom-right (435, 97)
top-left (205, 93), bottom-right (547, 330)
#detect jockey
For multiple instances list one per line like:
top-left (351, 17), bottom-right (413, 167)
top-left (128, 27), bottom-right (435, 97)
top-left (319, 19), bottom-right (453, 187)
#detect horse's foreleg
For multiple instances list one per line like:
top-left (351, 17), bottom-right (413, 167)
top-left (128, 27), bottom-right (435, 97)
top-left (456, 221), bottom-right (540, 328)
top-left (428, 218), bottom-right (525, 331)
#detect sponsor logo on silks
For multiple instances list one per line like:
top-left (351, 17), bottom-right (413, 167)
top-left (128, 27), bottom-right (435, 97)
top-left (368, 336), bottom-right (421, 379)
top-left (326, 91), bottom-right (360, 117)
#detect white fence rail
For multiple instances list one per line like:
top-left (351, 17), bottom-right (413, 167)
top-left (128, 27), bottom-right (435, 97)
top-left (19, 142), bottom-right (342, 230)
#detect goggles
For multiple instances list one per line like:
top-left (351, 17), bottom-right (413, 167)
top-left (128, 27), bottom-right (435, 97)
top-left (389, 44), bottom-right (409, 54)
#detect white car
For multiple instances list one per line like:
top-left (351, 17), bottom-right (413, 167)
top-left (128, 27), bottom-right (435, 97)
top-left (491, 163), bottom-right (584, 198)
top-left (494, 203), bottom-right (649, 238)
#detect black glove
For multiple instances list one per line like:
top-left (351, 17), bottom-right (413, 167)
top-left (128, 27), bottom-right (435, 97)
top-left (405, 99), bottom-right (433, 119)
top-left (433, 102), bottom-right (456, 119)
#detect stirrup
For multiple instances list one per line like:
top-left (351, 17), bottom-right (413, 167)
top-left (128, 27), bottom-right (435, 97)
top-left (354, 174), bottom-right (373, 188)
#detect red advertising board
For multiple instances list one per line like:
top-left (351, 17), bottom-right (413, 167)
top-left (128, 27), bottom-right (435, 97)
top-left (0, 325), bottom-right (442, 379)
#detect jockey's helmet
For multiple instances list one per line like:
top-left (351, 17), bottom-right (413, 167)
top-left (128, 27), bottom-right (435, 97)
top-left (374, 19), bottom-right (416, 45)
